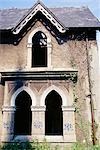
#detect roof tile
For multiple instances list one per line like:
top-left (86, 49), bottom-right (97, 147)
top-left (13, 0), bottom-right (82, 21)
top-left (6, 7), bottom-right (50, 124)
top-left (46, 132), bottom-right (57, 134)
top-left (0, 6), bottom-right (100, 29)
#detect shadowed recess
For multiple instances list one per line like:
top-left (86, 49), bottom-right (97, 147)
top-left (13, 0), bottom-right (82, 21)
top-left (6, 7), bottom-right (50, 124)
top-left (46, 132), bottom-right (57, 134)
top-left (45, 90), bottom-right (63, 135)
top-left (14, 90), bottom-right (32, 135)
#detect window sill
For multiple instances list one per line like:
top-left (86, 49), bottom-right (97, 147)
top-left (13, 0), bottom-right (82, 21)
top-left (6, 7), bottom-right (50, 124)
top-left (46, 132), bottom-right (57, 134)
top-left (13, 135), bottom-right (64, 142)
top-left (45, 135), bottom-right (64, 142)
top-left (25, 67), bottom-right (77, 72)
top-left (0, 67), bottom-right (78, 72)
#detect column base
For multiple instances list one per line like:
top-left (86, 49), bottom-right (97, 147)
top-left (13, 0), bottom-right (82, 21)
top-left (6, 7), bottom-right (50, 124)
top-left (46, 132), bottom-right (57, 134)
top-left (1, 134), bottom-right (14, 142)
top-left (64, 134), bottom-right (76, 142)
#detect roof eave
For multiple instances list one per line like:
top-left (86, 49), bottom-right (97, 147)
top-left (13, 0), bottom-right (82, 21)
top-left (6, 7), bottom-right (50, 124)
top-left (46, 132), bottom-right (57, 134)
top-left (1, 26), bottom-right (100, 32)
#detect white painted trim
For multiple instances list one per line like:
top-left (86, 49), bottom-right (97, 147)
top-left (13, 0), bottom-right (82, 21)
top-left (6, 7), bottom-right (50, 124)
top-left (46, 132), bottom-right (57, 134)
top-left (11, 86), bottom-right (36, 106)
top-left (40, 85), bottom-right (67, 106)
top-left (13, 3), bottom-right (66, 34)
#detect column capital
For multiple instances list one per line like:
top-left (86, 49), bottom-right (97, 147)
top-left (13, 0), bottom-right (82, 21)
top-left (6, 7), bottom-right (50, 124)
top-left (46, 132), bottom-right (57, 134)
top-left (31, 106), bottom-right (46, 111)
top-left (62, 106), bottom-right (75, 111)
top-left (27, 43), bottom-right (32, 48)
top-left (2, 106), bottom-right (16, 112)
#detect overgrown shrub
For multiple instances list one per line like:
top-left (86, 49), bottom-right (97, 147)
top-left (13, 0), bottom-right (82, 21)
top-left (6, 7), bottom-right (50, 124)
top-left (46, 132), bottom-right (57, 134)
top-left (0, 141), bottom-right (100, 150)
top-left (0, 140), bottom-right (51, 150)
top-left (1, 141), bottom-right (33, 150)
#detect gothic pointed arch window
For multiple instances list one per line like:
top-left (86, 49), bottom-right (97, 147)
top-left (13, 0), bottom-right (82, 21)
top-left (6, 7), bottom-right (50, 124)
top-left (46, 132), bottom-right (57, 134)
top-left (32, 31), bottom-right (47, 67)
top-left (27, 28), bottom-right (52, 69)
top-left (14, 91), bottom-right (32, 135)
top-left (45, 90), bottom-right (63, 135)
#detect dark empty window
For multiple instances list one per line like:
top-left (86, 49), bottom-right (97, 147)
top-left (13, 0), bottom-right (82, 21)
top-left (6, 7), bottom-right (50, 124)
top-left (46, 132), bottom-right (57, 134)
top-left (14, 91), bottom-right (32, 135)
top-left (45, 90), bottom-right (63, 135)
top-left (32, 31), bottom-right (47, 67)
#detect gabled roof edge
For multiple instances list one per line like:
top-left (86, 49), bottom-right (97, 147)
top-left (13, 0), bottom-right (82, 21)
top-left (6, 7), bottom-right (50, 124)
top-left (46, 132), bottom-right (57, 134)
top-left (12, 1), bottom-right (67, 34)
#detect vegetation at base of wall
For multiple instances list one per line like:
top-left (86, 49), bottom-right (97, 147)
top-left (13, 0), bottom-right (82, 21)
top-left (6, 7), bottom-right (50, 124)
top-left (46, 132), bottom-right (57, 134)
top-left (72, 142), bottom-right (100, 150)
top-left (0, 141), bottom-right (100, 150)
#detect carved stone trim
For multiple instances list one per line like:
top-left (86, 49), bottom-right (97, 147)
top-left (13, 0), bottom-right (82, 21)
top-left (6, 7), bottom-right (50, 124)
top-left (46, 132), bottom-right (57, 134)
top-left (31, 106), bottom-right (46, 111)
top-left (2, 106), bottom-right (16, 112)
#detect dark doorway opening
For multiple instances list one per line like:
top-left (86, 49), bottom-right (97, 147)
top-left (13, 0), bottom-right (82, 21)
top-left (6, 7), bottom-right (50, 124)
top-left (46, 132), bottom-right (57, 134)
top-left (14, 91), bottom-right (32, 135)
top-left (32, 31), bottom-right (47, 67)
top-left (45, 90), bottom-right (63, 135)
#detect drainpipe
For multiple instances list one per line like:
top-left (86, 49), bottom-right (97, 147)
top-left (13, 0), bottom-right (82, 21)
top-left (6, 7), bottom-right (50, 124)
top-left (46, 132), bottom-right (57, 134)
top-left (86, 35), bottom-right (96, 145)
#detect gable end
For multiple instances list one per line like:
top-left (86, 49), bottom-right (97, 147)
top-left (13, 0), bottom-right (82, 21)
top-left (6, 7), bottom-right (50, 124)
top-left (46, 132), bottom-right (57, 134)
top-left (12, 2), bottom-right (66, 34)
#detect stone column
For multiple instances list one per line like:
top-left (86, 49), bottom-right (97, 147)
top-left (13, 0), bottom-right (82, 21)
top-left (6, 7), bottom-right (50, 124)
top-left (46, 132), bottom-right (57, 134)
top-left (1, 106), bottom-right (16, 142)
top-left (31, 106), bottom-right (46, 140)
top-left (27, 43), bottom-right (32, 68)
top-left (47, 42), bottom-right (52, 69)
top-left (62, 106), bottom-right (76, 142)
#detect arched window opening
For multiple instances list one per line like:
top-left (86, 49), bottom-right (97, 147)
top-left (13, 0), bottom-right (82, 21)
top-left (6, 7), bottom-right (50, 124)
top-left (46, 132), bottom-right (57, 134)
top-left (14, 91), bottom-right (32, 135)
top-left (45, 90), bottom-right (63, 135)
top-left (32, 31), bottom-right (47, 67)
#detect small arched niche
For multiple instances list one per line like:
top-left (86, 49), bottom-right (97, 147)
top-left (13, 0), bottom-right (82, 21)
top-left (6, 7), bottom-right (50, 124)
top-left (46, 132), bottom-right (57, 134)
top-left (14, 90), bottom-right (32, 135)
top-left (32, 31), bottom-right (47, 67)
top-left (45, 90), bottom-right (63, 135)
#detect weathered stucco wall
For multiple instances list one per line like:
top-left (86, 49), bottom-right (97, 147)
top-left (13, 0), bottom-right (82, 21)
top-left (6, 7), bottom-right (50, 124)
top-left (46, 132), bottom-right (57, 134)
top-left (0, 21), bottom-right (71, 70)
